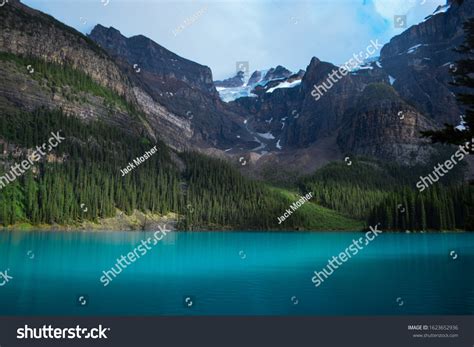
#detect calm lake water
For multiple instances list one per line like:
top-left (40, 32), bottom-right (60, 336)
top-left (0, 230), bottom-right (473, 316)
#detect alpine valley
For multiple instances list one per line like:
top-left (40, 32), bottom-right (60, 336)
top-left (0, 0), bottom-right (473, 231)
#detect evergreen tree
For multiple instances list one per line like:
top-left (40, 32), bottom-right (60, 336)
top-left (421, 18), bottom-right (474, 147)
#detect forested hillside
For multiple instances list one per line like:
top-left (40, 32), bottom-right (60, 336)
top-left (0, 108), bottom-right (361, 230)
top-left (179, 153), bottom-right (362, 230)
top-left (300, 159), bottom-right (473, 231)
top-left (0, 108), bottom-right (180, 225)
top-left (0, 106), bottom-right (471, 231)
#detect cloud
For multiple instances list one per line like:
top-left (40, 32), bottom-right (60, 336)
top-left (373, 0), bottom-right (446, 25)
top-left (22, 0), bottom-right (446, 80)
top-left (373, 0), bottom-right (416, 19)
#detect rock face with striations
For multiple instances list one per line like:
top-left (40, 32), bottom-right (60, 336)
top-left (0, 0), bottom-right (133, 100)
top-left (337, 83), bottom-right (436, 164)
top-left (89, 25), bottom-right (241, 148)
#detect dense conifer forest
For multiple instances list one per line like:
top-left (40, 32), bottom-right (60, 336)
top-left (300, 159), bottom-right (474, 231)
top-left (0, 108), bottom-right (361, 230)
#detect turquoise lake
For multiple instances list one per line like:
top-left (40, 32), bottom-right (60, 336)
top-left (0, 231), bottom-right (473, 316)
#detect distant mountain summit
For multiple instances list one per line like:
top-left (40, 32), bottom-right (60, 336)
top-left (214, 65), bottom-right (304, 102)
top-left (215, 70), bottom-right (246, 88)
top-left (263, 65), bottom-right (292, 81)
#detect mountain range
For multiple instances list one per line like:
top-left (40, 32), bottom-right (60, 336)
top-left (88, 0), bottom-right (473, 175)
top-left (0, 0), bottom-right (472, 231)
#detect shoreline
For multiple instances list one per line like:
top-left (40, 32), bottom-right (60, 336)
top-left (0, 209), bottom-right (469, 233)
top-left (0, 224), bottom-right (469, 233)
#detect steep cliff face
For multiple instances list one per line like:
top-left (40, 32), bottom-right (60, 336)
top-left (0, 56), bottom-right (135, 130)
top-left (0, 0), bottom-right (133, 100)
top-left (337, 84), bottom-right (436, 164)
top-left (290, 58), bottom-right (363, 146)
top-left (89, 25), bottom-right (241, 148)
top-left (380, 0), bottom-right (474, 124)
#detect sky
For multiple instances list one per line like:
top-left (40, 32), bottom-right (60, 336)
top-left (23, 0), bottom-right (447, 80)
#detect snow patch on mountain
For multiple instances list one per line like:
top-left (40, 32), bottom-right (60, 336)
top-left (266, 80), bottom-right (302, 93)
top-left (407, 44), bottom-right (427, 54)
top-left (276, 139), bottom-right (282, 150)
top-left (257, 132), bottom-right (275, 140)
top-left (217, 87), bottom-right (258, 102)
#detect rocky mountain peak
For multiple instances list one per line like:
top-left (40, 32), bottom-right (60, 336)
top-left (214, 70), bottom-right (246, 88)
top-left (92, 24), bottom-right (121, 38)
top-left (301, 57), bottom-right (338, 88)
top-left (264, 65), bottom-right (292, 81)
top-left (248, 70), bottom-right (263, 85)
top-left (89, 25), bottom-right (216, 95)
